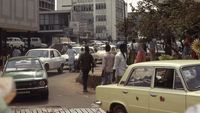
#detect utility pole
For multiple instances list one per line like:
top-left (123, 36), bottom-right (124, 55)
top-left (124, 0), bottom-right (128, 44)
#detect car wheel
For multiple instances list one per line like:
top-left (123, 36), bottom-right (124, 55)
top-left (41, 89), bottom-right (49, 100)
top-left (57, 64), bottom-right (64, 73)
top-left (112, 105), bottom-right (127, 113)
top-left (45, 64), bottom-right (49, 71)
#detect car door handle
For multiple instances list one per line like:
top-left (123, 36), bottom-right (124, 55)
top-left (122, 91), bottom-right (128, 94)
top-left (150, 93), bottom-right (157, 97)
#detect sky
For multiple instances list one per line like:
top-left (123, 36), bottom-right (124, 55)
top-left (55, 0), bottom-right (141, 12)
top-left (125, 0), bottom-right (141, 12)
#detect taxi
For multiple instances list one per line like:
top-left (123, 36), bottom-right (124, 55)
top-left (96, 60), bottom-right (200, 113)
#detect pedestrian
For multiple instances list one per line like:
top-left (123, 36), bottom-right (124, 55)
top-left (134, 43), bottom-right (146, 63)
top-left (67, 45), bottom-right (75, 72)
top-left (113, 43), bottom-right (128, 83)
top-left (78, 46), bottom-right (95, 92)
top-left (148, 38), bottom-right (156, 61)
top-left (128, 39), bottom-right (136, 65)
top-left (101, 44), bottom-right (115, 85)
top-left (12, 47), bottom-right (21, 57)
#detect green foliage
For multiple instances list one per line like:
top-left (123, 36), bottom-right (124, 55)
top-left (159, 54), bottom-right (175, 60)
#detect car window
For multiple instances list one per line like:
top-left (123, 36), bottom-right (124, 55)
top-left (174, 72), bottom-right (184, 90)
top-left (50, 51), bottom-right (54, 58)
top-left (5, 59), bottom-right (42, 72)
top-left (53, 50), bottom-right (60, 57)
top-left (126, 67), bottom-right (154, 87)
top-left (182, 65), bottom-right (200, 91)
top-left (26, 50), bottom-right (49, 58)
top-left (155, 68), bottom-right (174, 89)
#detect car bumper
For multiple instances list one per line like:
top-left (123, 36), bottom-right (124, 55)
top-left (16, 86), bottom-right (48, 95)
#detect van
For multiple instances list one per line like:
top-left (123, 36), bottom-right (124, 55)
top-left (6, 37), bottom-right (25, 47)
top-left (22, 37), bottom-right (42, 48)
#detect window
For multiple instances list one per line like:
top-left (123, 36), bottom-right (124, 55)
top-left (53, 50), bottom-right (60, 57)
top-left (155, 68), bottom-right (174, 89)
top-left (96, 15), bottom-right (106, 22)
top-left (50, 51), bottom-right (54, 58)
top-left (126, 67), bottom-right (154, 87)
top-left (96, 3), bottom-right (106, 10)
top-left (174, 72), bottom-right (184, 90)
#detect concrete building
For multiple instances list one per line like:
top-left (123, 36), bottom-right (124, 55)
top-left (39, 10), bottom-right (71, 43)
top-left (39, 0), bottom-right (55, 11)
top-left (0, 0), bottom-right (39, 66)
top-left (57, 0), bottom-right (127, 41)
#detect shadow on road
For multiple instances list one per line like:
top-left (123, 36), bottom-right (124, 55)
top-left (10, 95), bottom-right (48, 106)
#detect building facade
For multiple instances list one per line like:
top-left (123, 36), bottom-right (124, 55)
top-left (57, 0), bottom-right (127, 41)
top-left (0, 0), bottom-right (39, 66)
top-left (39, 0), bottom-right (55, 11)
top-left (39, 10), bottom-right (71, 43)
top-left (0, 0), bottom-right (39, 32)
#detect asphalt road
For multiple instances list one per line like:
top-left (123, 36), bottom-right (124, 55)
top-left (10, 69), bottom-right (96, 108)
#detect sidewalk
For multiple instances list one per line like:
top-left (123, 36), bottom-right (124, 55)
top-left (11, 106), bottom-right (106, 113)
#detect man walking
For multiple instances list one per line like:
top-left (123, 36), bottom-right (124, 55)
top-left (67, 45), bottom-right (75, 72)
top-left (113, 43), bottom-right (128, 83)
top-left (101, 44), bottom-right (115, 85)
top-left (78, 46), bottom-right (95, 92)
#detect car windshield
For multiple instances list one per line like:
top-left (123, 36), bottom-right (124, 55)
top-left (27, 50), bottom-right (49, 58)
top-left (5, 59), bottom-right (42, 72)
top-left (73, 47), bottom-right (81, 54)
top-left (181, 65), bottom-right (200, 91)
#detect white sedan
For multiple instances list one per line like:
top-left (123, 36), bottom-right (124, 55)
top-left (25, 48), bottom-right (66, 73)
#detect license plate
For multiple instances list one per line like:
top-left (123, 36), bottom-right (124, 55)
top-left (17, 91), bottom-right (30, 94)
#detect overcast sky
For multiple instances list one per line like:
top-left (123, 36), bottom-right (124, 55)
top-left (125, 0), bottom-right (141, 12)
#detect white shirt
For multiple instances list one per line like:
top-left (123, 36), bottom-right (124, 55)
top-left (113, 51), bottom-right (127, 77)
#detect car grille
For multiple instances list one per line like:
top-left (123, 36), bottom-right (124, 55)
top-left (15, 81), bottom-right (40, 89)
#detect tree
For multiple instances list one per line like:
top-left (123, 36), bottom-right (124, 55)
top-left (134, 0), bottom-right (200, 55)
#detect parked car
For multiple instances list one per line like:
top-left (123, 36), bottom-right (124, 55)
top-left (96, 60), bottom-right (200, 113)
top-left (25, 48), bottom-right (66, 73)
top-left (0, 57), bottom-right (49, 99)
top-left (22, 37), bottom-right (42, 48)
top-left (6, 37), bottom-right (25, 47)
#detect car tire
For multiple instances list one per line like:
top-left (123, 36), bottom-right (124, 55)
top-left (112, 105), bottom-right (127, 113)
top-left (41, 89), bottom-right (49, 100)
top-left (57, 64), bottom-right (64, 73)
top-left (45, 64), bottom-right (49, 71)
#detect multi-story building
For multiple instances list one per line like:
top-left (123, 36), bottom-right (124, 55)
top-left (39, 0), bottom-right (55, 11)
top-left (39, 10), bottom-right (71, 43)
top-left (0, 0), bottom-right (39, 66)
top-left (57, 0), bottom-right (127, 41)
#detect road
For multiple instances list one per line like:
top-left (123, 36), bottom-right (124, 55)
top-left (10, 69), bottom-right (97, 108)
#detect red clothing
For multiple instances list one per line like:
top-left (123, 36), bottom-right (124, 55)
top-left (135, 50), bottom-right (146, 63)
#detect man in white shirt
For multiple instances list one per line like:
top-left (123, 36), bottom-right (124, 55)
top-left (113, 43), bottom-right (128, 83)
top-left (101, 44), bottom-right (115, 85)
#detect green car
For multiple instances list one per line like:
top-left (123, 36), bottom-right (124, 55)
top-left (1, 57), bottom-right (49, 100)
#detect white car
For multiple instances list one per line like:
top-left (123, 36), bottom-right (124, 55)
top-left (6, 37), bottom-right (25, 47)
top-left (95, 45), bottom-right (117, 63)
top-left (22, 37), bottom-right (42, 48)
top-left (25, 48), bottom-right (66, 73)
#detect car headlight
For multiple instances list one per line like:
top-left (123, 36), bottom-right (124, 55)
top-left (38, 80), bottom-right (46, 87)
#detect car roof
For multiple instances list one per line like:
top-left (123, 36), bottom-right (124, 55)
top-left (28, 48), bottom-right (56, 51)
top-left (129, 60), bottom-right (200, 68)
top-left (8, 56), bottom-right (40, 61)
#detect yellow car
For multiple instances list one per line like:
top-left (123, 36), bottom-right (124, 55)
top-left (96, 60), bottom-right (200, 113)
